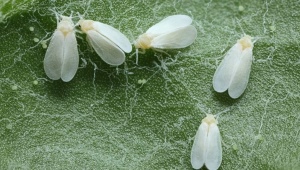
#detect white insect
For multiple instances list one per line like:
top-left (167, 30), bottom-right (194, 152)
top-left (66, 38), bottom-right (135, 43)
top-left (134, 14), bottom-right (197, 63)
top-left (213, 35), bottom-right (254, 99)
top-left (191, 114), bottom-right (222, 170)
top-left (79, 19), bottom-right (132, 66)
top-left (44, 15), bottom-right (79, 82)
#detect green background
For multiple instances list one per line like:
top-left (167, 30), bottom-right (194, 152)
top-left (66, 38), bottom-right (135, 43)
top-left (0, 0), bottom-right (299, 169)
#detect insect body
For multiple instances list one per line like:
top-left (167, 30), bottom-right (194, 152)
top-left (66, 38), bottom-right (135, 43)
top-left (191, 114), bottom-right (222, 170)
top-left (44, 16), bottom-right (79, 82)
top-left (134, 15), bottom-right (197, 63)
top-left (79, 19), bottom-right (132, 66)
top-left (213, 35), bottom-right (254, 98)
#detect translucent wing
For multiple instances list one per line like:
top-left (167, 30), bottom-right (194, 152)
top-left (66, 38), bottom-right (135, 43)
top-left (146, 15), bottom-right (192, 36)
top-left (228, 48), bottom-right (253, 98)
top-left (44, 30), bottom-right (64, 80)
top-left (191, 122), bottom-right (208, 169)
top-left (87, 30), bottom-right (125, 66)
top-left (150, 25), bottom-right (197, 49)
top-left (205, 124), bottom-right (222, 170)
top-left (213, 43), bottom-right (243, 93)
top-left (60, 32), bottom-right (79, 82)
top-left (93, 21), bottom-right (132, 53)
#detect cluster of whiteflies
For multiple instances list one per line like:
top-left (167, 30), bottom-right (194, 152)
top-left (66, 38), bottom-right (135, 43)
top-left (44, 14), bottom-right (197, 82)
top-left (44, 13), bottom-right (256, 170)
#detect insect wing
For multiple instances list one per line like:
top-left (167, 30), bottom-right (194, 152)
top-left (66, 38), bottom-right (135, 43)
top-left (228, 47), bottom-right (253, 98)
top-left (87, 30), bottom-right (125, 66)
top-left (60, 31), bottom-right (79, 82)
top-left (151, 25), bottom-right (197, 49)
top-left (146, 15), bottom-right (193, 36)
top-left (93, 22), bottom-right (132, 53)
top-left (44, 30), bottom-right (64, 80)
top-left (205, 123), bottom-right (222, 170)
top-left (213, 43), bottom-right (242, 93)
top-left (191, 122), bottom-right (208, 169)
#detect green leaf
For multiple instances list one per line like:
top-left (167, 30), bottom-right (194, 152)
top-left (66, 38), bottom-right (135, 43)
top-left (1, 0), bottom-right (299, 169)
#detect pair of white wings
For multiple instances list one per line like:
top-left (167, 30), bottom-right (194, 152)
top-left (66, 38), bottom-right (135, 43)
top-left (85, 21), bottom-right (132, 66)
top-left (191, 122), bottom-right (222, 170)
top-left (213, 43), bottom-right (253, 99)
top-left (44, 29), bottom-right (79, 82)
top-left (145, 15), bottom-right (197, 49)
